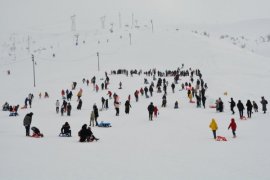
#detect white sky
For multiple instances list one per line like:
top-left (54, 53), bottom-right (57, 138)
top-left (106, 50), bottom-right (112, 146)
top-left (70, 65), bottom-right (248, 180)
top-left (0, 0), bottom-right (270, 32)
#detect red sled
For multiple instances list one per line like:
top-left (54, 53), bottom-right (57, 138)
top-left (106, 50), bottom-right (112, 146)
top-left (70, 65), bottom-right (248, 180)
top-left (31, 133), bottom-right (44, 138)
top-left (209, 105), bottom-right (216, 108)
top-left (216, 136), bottom-right (227, 141)
top-left (240, 116), bottom-right (247, 120)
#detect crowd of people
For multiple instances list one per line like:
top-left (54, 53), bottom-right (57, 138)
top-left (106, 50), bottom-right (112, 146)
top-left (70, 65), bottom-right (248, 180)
top-left (2, 64), bottom-right (268, 142)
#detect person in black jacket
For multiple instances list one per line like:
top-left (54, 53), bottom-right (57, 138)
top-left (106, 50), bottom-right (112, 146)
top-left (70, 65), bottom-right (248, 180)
top-left (171, 83), bottom-right (175, 93)
top-left (229, 98), bottom-right (236, 114)
top-left (61, 122), bottom-right (71, 136)
top-left (77, 99), bottom-right (82, 110)
top-left (148, 102), bottom-right (154, 120)
top-left (218, 98), bottom-right (223, 112)
top-left (246, 100), bottom-right (253, 118)
top-left (149, 85), bottom-right (154, 97)
top-left (23, 112), bottom-right (33, 136)
top-left (201, 95), bottom-right (206, 109)
top-left (78, 124), bottom-right (89, 142)
top-left (67, 103), bottom-right (72, 116)
top-left (253, 101), bottom-right (258, 112)
top-left (261, 96), bottom-right (268, 114)
top-left (93, 104), bottom-right (99, 125)
top-left (124, 100), bottom-right (131, 114)
top-left (78, 124), bottom-right (98, 142)
top-left (31, 127), bottom-right (44, 137)
top-left (237, 100), bottom-right (244, 118)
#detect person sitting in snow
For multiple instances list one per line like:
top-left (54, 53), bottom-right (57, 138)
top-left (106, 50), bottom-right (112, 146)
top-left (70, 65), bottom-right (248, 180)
top-left (78, 124), bottom-right (99, 142)
top-left (44, 92), bottom-right (49, 98)
top-left (2, 102), bottom-right (9, 111)
top-left (60, 122), bottom-right (71, 137)
top-left (174, 101), bottom-right (179, 109)
top-left (31, 127), bottom-right (44, 138)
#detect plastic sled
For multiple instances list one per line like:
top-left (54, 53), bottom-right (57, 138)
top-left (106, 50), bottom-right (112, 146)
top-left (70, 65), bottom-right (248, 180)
top-left (59, 133), bottom-right (71, 137)
top-left (216, 136), bottom-right (227, 141)
top-left (31, 133), bottom-right (44, 138)
top-left (190, 100), bottom-right (195, 103)
top-left (21, 106), bottom-right (27, 109)
top-left (240, 116), bottom-right (247, 120)
top-left (97, 122), bottom-right (112, 128)
top-left (209, 105), bottom-right (216, 108)
top-left (9, 112), bottom-right (18, 116)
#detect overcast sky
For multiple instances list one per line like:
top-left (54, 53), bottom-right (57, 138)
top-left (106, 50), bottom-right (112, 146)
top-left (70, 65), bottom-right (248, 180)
top-left (0, 0), bottom-right (270, 32)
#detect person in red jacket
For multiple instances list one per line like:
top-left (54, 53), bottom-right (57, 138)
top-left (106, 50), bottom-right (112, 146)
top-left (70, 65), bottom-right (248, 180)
top-left (154, 106), bottom-right (159, 117)
top-left (228, 118), bottom-right (237, 138)
top-left (107, 91), bottom-right (112, 99)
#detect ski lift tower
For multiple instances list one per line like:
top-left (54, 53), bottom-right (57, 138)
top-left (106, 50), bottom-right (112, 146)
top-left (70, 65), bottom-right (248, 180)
top-left (71, 15), bottom-right (76, 32)
top-left (100, 16), bottom-right (106, 29)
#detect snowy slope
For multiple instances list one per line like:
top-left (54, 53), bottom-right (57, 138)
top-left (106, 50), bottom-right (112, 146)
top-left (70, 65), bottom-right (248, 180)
top-left (179, 19), bottom-right (270, 57)
top-left (1, 14), bottom-right (270, 180)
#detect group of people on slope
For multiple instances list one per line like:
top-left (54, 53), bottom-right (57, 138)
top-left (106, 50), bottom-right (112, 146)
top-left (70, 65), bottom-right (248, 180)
top-left (209, 118), bottom-right (237, 139)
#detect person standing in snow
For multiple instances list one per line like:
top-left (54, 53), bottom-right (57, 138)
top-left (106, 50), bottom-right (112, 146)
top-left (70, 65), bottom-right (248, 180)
top-left (77, 88), bottom-right (83, 101)
top-left (90, 110), bottom-right (96, 127)
top-left (246, 100), bottom-right (253, 118)
top-left (61, 89), bottom-right (65, 99)
top-left (237, 100), bottom-right (245, 118)
top-left (124, 100), bottom-right (131, 114)
top-left (149, 85), bottom-right (154, 97)
top-left (93, 104), bottom-right (99, 125)
top-left (95, 84), bottom-right (99, 92)
top-left (114, 101), bottom-right (120, 116)
top-left (209, 118), bottom-right (218, 139)
top-left (253, 101), bottom-right (258, 112)
top-left (144, 87), bottom-right (149, 98)
top-left (171, 83), bottom-right (175, 93)
top-left (105, 99), bottom-right (109, 109)
top-left (107, 91), bottom-right (112, 99)
top-left (201, 95), bottom-right (206, 109)
top-left (148, 102), bottom-right (155, 120)
top-left (24, 97), bottom-right (28, 108)
top-left (260, 96), bottom-right (268, 114)
top-left (119, 82), bottom-right (122, 89)
top-left (228, 118), bottom-right (237, 138)
top-left (23, 112), bottom-right (33, 136)
top-left (56, 100), bottom-right (60, 113)
top-left (67, 103), bottom-right (72, 116)
top-left (134, 90), bottom-right (139, 102)
top-left (77, 99), bottom-right (82, 110)
top-left (229, 98), bottom-right (236, 115)
top-left (154, 106), bottom-right (159, 117)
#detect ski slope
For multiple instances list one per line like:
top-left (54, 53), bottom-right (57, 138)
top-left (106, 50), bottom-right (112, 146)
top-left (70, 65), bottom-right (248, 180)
top-left (0, 15), bottom-right (270, 180)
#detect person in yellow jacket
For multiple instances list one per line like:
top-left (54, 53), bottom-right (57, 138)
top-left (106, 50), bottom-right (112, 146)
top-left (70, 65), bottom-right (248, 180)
top-left (209, 118), bottom-right (218, 139)
top-left (188, 93), bottom-right (193, 103)
top-left (77, 88), bottom-right (83, 101)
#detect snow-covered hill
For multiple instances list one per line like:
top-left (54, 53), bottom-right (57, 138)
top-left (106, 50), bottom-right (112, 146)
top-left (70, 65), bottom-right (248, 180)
top-left (1, 1), bottom-right (270, 179)
top-left (179, 19), bottom-right (270, 57)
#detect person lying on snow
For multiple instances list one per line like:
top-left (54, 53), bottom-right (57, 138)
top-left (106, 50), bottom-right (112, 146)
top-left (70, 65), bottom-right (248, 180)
top-left (78, 124), bottom-right (99, 142)
top-left (31, 127), bottom-right (44, 138)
